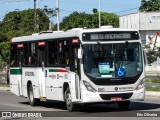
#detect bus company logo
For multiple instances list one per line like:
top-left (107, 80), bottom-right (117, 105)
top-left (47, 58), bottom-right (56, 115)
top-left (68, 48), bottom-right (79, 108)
top-left (114, 87), bottom-right (118, 91)
top-left (25, 72), bottom-right (35, 76)
top-left (57, 74), bottom-right (63, 79)
top-left (49, 74), bottom-right (56, 79)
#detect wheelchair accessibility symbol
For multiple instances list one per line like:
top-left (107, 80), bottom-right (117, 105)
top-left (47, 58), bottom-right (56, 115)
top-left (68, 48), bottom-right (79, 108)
top-left (118, 70), bottom-right (124, 76)
top-left (116, 68), bottom-right (125, 77)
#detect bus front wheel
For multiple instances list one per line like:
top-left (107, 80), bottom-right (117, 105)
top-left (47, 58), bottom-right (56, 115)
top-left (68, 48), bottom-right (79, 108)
top-left (65, 87), bottom-right (75, 112)
top-left (28, 84), bottom-right (39, 106)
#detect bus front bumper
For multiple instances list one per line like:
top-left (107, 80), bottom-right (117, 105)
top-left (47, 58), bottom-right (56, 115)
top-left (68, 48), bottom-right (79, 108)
top-left (80, 88), bottom-right (145, 103)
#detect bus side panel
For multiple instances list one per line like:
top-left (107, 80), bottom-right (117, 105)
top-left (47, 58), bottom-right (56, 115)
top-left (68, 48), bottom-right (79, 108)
top-left (45, 69), bottom-right (66, 101)
top-left (22, 68), bottom-right (40, 99)
top-left (10, 74), bottom-right (20, 96)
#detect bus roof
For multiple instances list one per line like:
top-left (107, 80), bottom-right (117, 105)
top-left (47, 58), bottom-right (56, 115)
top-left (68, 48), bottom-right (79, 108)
top-left (11, 28), bottom-right (138, 43)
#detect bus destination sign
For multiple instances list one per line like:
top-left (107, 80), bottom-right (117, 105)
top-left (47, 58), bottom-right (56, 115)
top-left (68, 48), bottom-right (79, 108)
top-left (82, 31), bottom-right (139, 41)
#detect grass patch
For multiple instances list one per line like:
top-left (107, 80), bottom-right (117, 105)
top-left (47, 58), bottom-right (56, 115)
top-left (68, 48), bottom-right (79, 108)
top-left (146, 78), bottom-right (160, 83)
top-left (146, 86), bottom-right (160, 91)
top-left (0, 83), bottom-right (9, 87)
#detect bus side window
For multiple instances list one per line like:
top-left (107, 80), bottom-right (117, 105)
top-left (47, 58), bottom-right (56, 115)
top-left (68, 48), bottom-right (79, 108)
top-left (48, 41), bottom-right (58, 65)
top-left (23, 43), bottom-right (28, 66)
top-left (58, 41), bottom-right (69, 65)
top-left (28, 53), bottom-right (37, 65)
top-left (28, 43), bottom-right (37, 66)
top-left (10, 44), bottom-right (18, 67)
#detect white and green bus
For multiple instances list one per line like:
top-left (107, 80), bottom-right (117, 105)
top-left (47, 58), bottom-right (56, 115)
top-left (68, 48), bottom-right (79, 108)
top-left (10, 28), bottom-right (146, 111)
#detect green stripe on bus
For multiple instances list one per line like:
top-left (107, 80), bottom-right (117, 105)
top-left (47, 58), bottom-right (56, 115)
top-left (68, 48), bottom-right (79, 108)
top-left (10, 69), bottom-right (22, 75)
top-left (49, 69), bottom-right (58, 72)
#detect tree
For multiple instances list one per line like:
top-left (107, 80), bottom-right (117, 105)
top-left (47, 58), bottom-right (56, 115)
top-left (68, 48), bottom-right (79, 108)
top-left (0, 9), bottom-right (50, 84)
top-left (1, 9), bottom-right (50, 35)
top-left (144, 34), bottom-right (160, 65)
top-left (139, 0), bottom-right (160, 12)
top-left (0, 32), bottom-right (10, 84)
top-left (60, 10), bottom-right (119, 31)
top-left (92, 8), bottom-right (98, 13)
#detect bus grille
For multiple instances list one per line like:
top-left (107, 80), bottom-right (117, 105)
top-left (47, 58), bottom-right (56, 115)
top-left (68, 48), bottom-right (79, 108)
top-left (99, 93), bottom-right (133, 100)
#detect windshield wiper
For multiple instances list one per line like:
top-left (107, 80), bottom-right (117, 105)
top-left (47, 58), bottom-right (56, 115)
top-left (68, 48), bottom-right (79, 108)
top-left (115, 41), bottom-right (128, 62)
top-left (122, 60), bottom-right (134, 67)
top-left (97, 42), bottom-right (112, 60)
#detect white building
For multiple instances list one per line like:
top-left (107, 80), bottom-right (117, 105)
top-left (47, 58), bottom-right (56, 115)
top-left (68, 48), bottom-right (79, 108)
top-left (119, 12), bottom-right (160, 45)
top-left (120, 12), bottom-right (160, 75)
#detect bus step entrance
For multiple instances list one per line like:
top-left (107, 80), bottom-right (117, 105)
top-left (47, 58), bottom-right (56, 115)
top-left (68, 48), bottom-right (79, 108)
top-left (40, 97), bottom-right (47, 102)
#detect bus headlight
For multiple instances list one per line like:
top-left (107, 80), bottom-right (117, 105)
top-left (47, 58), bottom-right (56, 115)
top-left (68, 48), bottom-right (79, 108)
top-left (83, 80), bottom-right (97, 92)
top-left (135, 78), bottom-right (145, 90)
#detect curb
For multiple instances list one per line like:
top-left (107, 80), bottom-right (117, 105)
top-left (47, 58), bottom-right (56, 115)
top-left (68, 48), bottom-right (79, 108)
top-left (145, 91), bottom-right (160, 97)
top-left (0, 87), bottom-right (160, 97)
top-left (0, 87), bottom-right (10, 91)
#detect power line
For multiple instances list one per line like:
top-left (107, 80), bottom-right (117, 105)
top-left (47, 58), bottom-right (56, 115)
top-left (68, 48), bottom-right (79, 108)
top-left (112, 7), bottom-right (139, 14)
top-left (60, 0), bottom-right (137, 7)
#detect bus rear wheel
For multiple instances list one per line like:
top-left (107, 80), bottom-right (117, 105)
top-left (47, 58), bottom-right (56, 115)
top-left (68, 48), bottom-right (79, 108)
top-left (117, 101), bottom-right (130, 110)
top-left (28, 84), bottom-right (39, 106)
top-left (65, 87), bottom-right (76, 112)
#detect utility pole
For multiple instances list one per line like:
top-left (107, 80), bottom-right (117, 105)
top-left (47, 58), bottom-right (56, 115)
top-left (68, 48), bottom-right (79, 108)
top-left (99, 0), bottom-right (101, 28)
top-left (34, 0), bottom-right (37, 29)
top-left (56, 0), bottom-right (60, 31)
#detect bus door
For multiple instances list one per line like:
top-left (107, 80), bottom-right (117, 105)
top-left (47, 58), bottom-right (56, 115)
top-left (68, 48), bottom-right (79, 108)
top-left (10, 44), bottom-right (23, 96)
top-left (37, 42), bottom-right (46, 98)
top-left (17, 48), bottom-right (23, 96)
top-left (70, 41), bottom-right (81, 101)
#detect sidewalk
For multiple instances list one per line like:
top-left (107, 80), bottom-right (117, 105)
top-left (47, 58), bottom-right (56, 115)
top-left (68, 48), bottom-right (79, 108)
top-left (0, 86), bottom-right (160, 97)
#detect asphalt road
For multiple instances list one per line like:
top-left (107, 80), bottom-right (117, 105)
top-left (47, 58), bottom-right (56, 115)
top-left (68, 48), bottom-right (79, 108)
top-left (0, 90), bottom-right (159, 119)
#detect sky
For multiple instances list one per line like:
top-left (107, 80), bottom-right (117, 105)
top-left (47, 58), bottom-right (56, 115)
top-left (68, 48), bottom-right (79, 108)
top-left (0, 0), bottom-right (141, 23)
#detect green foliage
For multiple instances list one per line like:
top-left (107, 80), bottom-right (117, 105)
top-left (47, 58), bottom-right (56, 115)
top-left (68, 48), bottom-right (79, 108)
top-left (146, 86), bottom-right (160, 91)
top-left (92, 8), bottom-right (98, 13)
top-left (0, 9), bottom-right (50, 65)
top-left (0, 41), bottom-right (10, 63)
top-left (139, 0), bottom-right (160, 12)
top-left (0, 33), bottom-right (7, 42)
top-left (60, 11), bottom-right (119, 31)
top-left (145, 45), bottom-right (160, 64)
top-left (1, 9), bottom-right (49, 35)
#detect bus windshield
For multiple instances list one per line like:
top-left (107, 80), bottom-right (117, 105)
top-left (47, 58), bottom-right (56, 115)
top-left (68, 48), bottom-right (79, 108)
top-left (83, 42), bottom-right (143, 78)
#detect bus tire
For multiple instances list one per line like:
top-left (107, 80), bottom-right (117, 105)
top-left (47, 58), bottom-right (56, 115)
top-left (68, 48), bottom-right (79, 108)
top-left (65, 87), bottom-right (75, 112)
top-left (117, 101), bottom-right (130, 110)
top-left (28, 84), bottom-right (39, 106)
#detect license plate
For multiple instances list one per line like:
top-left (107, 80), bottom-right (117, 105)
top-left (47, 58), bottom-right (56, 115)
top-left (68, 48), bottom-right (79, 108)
top-left (111, 97), bottom-right (122, 101)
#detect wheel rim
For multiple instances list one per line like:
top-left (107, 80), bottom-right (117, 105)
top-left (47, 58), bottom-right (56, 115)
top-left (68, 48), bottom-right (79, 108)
top-left (66, 92), bottom-right (72, 107)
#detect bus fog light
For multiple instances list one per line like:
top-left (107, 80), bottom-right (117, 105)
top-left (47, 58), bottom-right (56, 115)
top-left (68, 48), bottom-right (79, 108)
top-left (138, 92), bottom-right (143, 97)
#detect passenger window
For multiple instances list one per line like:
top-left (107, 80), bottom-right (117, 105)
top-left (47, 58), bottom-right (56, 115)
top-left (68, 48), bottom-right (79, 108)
top-left (28, 43), bottom-right (37, 66)
top-left (10, 44), bottom-right (18, 67)
top-left (47, 40), bottom-right (70, 67)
